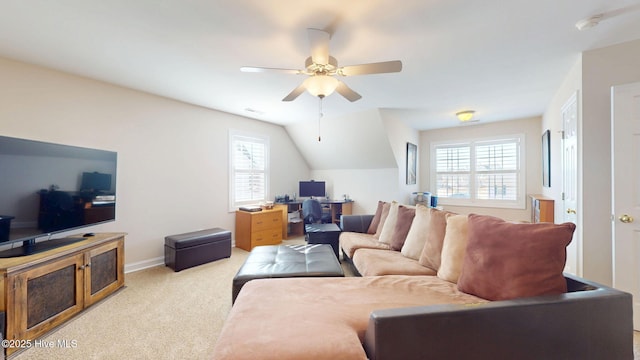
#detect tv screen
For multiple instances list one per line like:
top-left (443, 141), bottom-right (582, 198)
top-left (299, 181), bottom-right (325, 198)
top-left (0, 135), bottom-right (117, 255)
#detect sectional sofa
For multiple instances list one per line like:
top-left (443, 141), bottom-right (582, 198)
top-left (212, 202), bottom-right (633, 360)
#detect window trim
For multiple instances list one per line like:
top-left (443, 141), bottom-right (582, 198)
top-left (430, 134), bottom-right (526, 209)
top-left (229, 130), bottom-right (270, 211)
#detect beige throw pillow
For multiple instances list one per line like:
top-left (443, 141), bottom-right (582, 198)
top-left (437, 214), bottom-right (469, 283)
top-left (418, 208), bottom-right (454, 271)
top-left (378, 202), bottom-right (399, 244)
top-left (400, 204), bottom-right (431, 260)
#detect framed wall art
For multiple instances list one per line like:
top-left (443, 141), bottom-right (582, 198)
top-left (406, 142), bottom-right (417, 185)
top-left (542, 129), bottom-right (551, 187)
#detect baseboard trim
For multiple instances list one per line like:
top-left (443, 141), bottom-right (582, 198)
top-left (125, 256), bottom-right (164, 273)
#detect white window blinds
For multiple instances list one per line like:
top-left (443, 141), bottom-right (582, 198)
top-left (230, 132), bottom-right (269, 209)
top-left (432, 135), bottom-right (524, 208)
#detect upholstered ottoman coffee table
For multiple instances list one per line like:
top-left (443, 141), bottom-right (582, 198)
top-left (232, 244), bottom-right (344, 304)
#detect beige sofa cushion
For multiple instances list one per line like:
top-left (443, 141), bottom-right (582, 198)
top-left (389, 205), bottom-right (416, 251)
top-left (417, 208), bottom-right (452, 271)
top-left (340, 232), bottom-right (390, 259)
top-left (437, 214), bottom-right (469, 283)
top-left (353, 248), bottom-right (436, 276)
top-left (401, 204), bottom-right (431, 259)
top-left (457, 214), bottom-right (576, 301)
top-left (213, 276), bottom-right (486, 360)
top-left (377, 201), bottom-right (399, 244)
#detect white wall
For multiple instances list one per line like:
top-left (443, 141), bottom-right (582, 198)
top-left (294, 108), bottom-right (421, 214)
top-left (419, 116), bottom-right (542, 221)
top-left (578, 39), bottom-right (640, 285)
top-left (310, 168), bottom-right (398, 214)
top-left (380, 110), bottom-right (420, 205)
top-left (285, 108), bottom-right (397, 170)
top-left (0, 56), bottom-right (309, 270)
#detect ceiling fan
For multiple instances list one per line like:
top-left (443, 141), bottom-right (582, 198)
top-left (240, 28), bottom-right (403, 102)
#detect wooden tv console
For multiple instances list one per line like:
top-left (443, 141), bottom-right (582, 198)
top-left (0, 232), bottom-right (125, 357)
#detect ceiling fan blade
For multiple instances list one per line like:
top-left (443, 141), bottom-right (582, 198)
top-left (335, 81), bottom-right (362, 102)
top-left (338, 60), bottom-right (403, 76)
top-left (308, 28), bottom-right (330, 65)
top-left (241, 66), bottom-right (303, 75)
top-left (282, 83), bottom-right (307, 102)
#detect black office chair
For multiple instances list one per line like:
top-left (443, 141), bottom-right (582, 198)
top-left (302, 199), bottom-right (323, 224)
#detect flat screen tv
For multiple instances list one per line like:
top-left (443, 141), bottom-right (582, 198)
top-left (0, 135), bottom-right (117, 257)
top-left (299, 180), bottom-right (326, 198)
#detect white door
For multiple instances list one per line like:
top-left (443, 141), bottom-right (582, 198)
top-left (611, 82), bottom-right (640, 330)
top-left (562, 92), bottom-right (580, 275)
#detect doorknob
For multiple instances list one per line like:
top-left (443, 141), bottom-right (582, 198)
top-left (566, 208), bottom-right (577, 214)
top-left (619, 214), bottom-right (634, 223)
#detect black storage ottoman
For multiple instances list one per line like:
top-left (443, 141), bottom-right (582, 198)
top-left (164, 228), bottom-right (231, 272)
top-left (305, 223), bottom-right (341, 260)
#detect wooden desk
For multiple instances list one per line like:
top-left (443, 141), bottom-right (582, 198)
top-left (275, 200), bottom-right (354, 238)
top-left (322, 200), bottom-right (353, 225)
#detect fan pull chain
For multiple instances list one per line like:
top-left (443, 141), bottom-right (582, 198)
top-left (318, 96), bottom-right (324, 142)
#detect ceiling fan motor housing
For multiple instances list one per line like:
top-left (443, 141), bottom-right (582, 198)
top-left (305, 56), bottom-right (338, 75)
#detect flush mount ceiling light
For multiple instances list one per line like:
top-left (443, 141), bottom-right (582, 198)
top-left (456, 110), bottom-right (475, 122)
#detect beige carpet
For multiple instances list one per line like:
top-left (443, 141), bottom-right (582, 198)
top-left (11, 238), bottom-right (325, 360)
top-left (10, 238), bottom-right (639, 359)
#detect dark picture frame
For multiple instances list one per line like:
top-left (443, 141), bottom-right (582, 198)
top-left (542, 129), bottom-right (551, 187)
top-left (406, 142), bottom-right (417, 185)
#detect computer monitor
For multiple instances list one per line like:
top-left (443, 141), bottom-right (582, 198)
top-left (299, 181), bottom-right (325, 198)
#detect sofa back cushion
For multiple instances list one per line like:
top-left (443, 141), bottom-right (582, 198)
top-left (378, 202), bottom-right (399, 244)
top-left (367, 201), bottom-right (386, 234)
top-left (401, 204), bottom-right (431, 260)
top-left (457, 214), bottom-right (576, 301)
top-left (437, 214), bottom-right (469, 283)
top-left (389, 205), bottom-right (416, 251)
top-left (373, 202), bottom-right (391, 238)
top-left (417, 208), bottom-right (453, 270)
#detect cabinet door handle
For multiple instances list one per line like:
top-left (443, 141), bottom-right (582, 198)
top-left (79, 265), bottom-right (85, 270)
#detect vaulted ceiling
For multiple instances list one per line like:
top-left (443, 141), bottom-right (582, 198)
top-left (1, 1), bottom-right (639, 130)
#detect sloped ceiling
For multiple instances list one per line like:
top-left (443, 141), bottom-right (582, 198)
top-left (286, 109), bottom-right (396, 170)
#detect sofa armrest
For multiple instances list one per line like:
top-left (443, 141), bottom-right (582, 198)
top-left (340, 214), bottom-right (374, 233)
top-left (364, 274), bottom-right (633, 360)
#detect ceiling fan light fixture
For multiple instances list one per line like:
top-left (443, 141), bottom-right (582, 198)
top-left (304, 75), bottom-right (339, 98)
top-left (456, 110), bottom-right (475, 122)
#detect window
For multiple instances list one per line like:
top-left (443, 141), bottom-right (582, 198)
top-left (229, 131), bottom-right (269, 210)
top-left (431, 135), bottom-right (525, 209)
